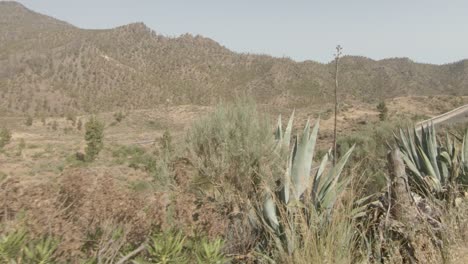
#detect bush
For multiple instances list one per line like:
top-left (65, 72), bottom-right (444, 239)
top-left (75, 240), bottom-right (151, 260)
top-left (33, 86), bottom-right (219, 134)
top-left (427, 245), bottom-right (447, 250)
top-left (77, 119), bottom-right (82, 130)
top-left (187, 99), bottom-right (276, 196)
top-left (0, 127), bottom-right (11, 149)
top-left (113, 111), bottom-right (125, 123)
top-left (377, 101), bottom-right (388, 121)
top-left (25, 115), bottom-right (33, 126)
top-left (160, 129), bottom-right (173, 157)
top-left (84, 117), bottom-right (104, 161)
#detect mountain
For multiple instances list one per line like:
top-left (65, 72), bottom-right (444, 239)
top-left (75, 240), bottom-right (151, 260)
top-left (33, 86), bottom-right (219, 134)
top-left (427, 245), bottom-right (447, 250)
top-left (0, 1), bottom-right (467, 116)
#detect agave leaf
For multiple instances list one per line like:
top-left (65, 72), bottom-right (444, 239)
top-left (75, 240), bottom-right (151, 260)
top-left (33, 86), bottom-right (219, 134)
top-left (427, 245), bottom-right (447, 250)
top-left (263, 194), bottom-right (279, 231)
top-left (446, 132), bottom-right (454, 157)
top-left (311, 150), bottom-right (329, 206)
top-left (417, 146), bottom-right (442, 191)
top-left (398, 128), bottom-right (416, 165)
top-left (304, 119), bottom-right (320, 190)
top-left (275, 115), bottom-right (283, 142)
top-left (281, 146), bottom-right (295, 204)
top-left (290, 119), bottom-right (320, 200)
top-left (462, 128), bottom-right (468, 165)
top-left (283, 110), bottom-right (295, 149)
top-left (412, 127), bottom-right (423, 168)
top-left (400, 152), bottom-right (423, 179)
top-left (428, 123), bottom-right (441, 182)
top-left (317, 145), bottom-right (355, 211)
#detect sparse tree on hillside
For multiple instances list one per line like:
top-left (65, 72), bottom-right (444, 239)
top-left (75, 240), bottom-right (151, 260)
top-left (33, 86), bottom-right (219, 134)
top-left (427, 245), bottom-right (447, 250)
top-left (377, 101), bottom-right (388, 121)
top-left (77, 119), bottom-right (82, 131)
top-left (84, 117), bottom-right (104, 161)
top-left (0, 127), bottom-right (11, 149)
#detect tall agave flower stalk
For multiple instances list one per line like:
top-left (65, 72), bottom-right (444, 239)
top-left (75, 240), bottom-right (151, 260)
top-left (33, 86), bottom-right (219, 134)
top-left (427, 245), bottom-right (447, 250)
top-left (261, 112), bottom-right (355, 254)
top-left (394, 123), bottom-right (468, 195)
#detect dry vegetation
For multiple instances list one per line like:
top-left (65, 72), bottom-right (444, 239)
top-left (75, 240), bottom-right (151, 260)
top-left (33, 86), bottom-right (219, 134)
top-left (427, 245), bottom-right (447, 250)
top-left (1, 1), bottom-right (468, 263)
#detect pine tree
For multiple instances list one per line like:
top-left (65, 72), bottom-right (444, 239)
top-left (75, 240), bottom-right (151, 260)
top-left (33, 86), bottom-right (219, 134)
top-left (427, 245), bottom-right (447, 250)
top-left (84, 117), bottom-right (104, 161)
top-left (377, 101), bottom-right (388, 121)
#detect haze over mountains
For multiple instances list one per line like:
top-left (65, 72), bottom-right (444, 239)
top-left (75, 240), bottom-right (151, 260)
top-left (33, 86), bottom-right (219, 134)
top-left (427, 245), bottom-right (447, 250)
top-left (1, 1), bottom-right (467, 116)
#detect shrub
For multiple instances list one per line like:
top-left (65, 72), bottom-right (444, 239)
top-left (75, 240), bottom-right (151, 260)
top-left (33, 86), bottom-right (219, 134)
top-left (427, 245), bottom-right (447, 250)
top-left (25, 115), bottom-right (33, 126)
top-left (51, 121), bottom-right (58, 131)
top-left (160, 129), bottom-right (173, 158)
top-left (0, 127), bottom-right (11, 149)
top-left (377, 101), bottom-right (388, 121)
top-left (187, 99), bottom-right (275, 196)
top-left (84, 117), bottom-right (104, 161)
top-left (113, 111), bottom-right (125, 123)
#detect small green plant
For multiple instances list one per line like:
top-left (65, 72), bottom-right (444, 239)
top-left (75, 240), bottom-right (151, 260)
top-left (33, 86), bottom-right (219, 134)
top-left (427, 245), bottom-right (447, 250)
top-left (160, 129), bottom-right (173, 158)
top-left (25, 115), bottom-right (33, 126)
top-left (0, 229), bottom-right (58, 264)
top-left (194, 238), bottom-right (229, 264)
top-left (84, 117), bottom-right (104, 162)
top-left (0, 127), bottom-right (11, 149)
top-left (377, 101), bottom-right (388, 121)
top-left (51, 121), bottom-right (58, 131)
top-left (134, 231), bottom-right (188, 264)
top-left (66, 113), bottom-right (76, 125)
top-left (16, 138), bottom-right (26, 156)
top-left (77, 119), bottom-right (83, 130)
top-left (0, 229), bottom-right (27, 262)
top-left (23, 236), bottom-right (59, 264)
top-left (113, 111), bottom-right (125, 123)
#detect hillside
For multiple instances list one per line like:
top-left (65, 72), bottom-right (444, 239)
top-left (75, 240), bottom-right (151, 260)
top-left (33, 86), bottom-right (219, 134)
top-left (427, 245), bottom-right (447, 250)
top-left (0, 1), bottom-right (467, 116)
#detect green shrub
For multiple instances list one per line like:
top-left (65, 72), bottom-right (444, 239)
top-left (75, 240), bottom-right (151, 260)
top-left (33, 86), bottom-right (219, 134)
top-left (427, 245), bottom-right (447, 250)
top-left (112, 145), bottom-right (171, 187)
top-left (84, 117), bottom-right (104, 161)
top-left (113, 111), bottom-right (125, 123)
top-left (0, 229), bottom-right (58, 264)
top-left (187, 99), bottom-right (275, 196)
top-left (77, 119), bottom-right (83, 130)
top-left (134, 230), bottom-right (188, 264)
top-left (0, 127), bottom-right (11, 149)
top-left (377, 101), bottom-right (388, 121)
top-left (195, 238), bottom-right (229, 264)
top-left (25, 115), bottom-right (33, 126)
top-left (160, 129), bottom-right (173, 158)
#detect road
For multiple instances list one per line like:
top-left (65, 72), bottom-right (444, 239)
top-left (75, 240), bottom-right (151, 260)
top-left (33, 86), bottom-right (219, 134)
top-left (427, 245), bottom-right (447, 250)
top-left (416, 104), bottom-right (468, 129)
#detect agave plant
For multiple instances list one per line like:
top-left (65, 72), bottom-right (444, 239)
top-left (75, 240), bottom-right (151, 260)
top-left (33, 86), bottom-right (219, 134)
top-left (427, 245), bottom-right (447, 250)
top-left (0, 229), bottom-right (27, 262)
top-left (395, 124), bottom-right (468, 194)
top-left (23, 236), bottom-right (58, 264)
top-left (133, 231), bottom-right (187, 264)
top-left (194, 238), bottom-right (229, 264)
top-left (262, 112), bottom-right (355, 253)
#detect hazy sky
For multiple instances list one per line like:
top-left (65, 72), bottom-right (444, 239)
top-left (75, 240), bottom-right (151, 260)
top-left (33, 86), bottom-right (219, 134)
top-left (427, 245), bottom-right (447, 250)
top-left (14, 0), bottom-right (468, 64)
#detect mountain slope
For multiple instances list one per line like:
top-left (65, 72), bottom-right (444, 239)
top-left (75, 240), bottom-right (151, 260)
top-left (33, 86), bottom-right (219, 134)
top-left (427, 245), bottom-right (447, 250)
top-left (0, 1), bottom-right (467, 116)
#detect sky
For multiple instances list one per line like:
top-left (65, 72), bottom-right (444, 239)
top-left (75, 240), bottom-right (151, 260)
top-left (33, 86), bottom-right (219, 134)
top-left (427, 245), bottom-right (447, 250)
top-left (14, 0), bottom-right (468, 64)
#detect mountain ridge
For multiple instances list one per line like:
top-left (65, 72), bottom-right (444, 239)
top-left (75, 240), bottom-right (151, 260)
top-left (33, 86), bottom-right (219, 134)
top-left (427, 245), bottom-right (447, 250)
top-left (1, 1), bottom-right (467, 116)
